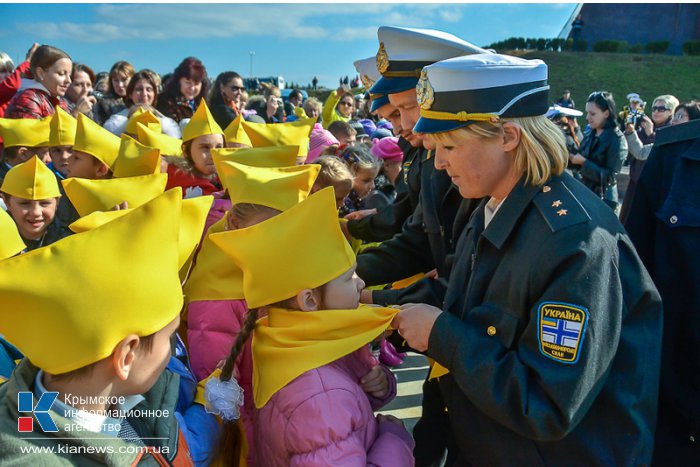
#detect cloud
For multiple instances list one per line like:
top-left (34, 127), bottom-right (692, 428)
top-left (16, 3), bottom-right (474, 44)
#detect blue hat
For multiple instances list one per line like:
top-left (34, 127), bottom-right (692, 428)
top-left (369, 95), bottom-right (390, 113)
top-left (370, 26), bottom-right (487, 96)
top-left (414, 53), bottom-right (550, 134)
top-left (359, 119), bottom-right (377, 137)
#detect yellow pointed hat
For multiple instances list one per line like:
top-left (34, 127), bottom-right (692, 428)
top-left (182, 100), bottom-right (224, 142)
top-left (73, 113), bottom-right (121, 168)
top-left (0, 117), bottom-right (51, 148)
top-left (210, 187), bottom-right (355, 308)
top-left (0, 209), bottom-right (26, 260)
top-left (137, 122), bottom-right (183, 157)
top-left (112, 134), bottom-right (161, 178)
top-left (211, 145), bottom-right (301, 169)
top-left (68, 195), bottom-right (213, 271)
top-left (0, 189), bottom-right (194, 375)
top-left (61, 173), bottom-right (168, 217)
top-left (223, 114), bottom-right (252, 147)
top-left (184, 163), bottom-right (319, 302)
top-left (218, 160), bottom-right (320, 211)
top-left (125, 107), bottom-right (162, 135)
top-left (49, 107), bottom-right (77, 147)
top-left (0, 156), bottom-right (61, 200)
top-left (241, 117), bottom-right (315, 158)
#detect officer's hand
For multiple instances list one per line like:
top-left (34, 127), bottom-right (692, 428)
top-left (344, 208), bottom-right (377, 221)
top-left (569, 153), bottom-right (586, 166)
top-left (360, 365), bottom-right (389, 399)
top-left (360, 289), bottom-right (373, 304)
top-left (392, 303), bottom-right (443, 352)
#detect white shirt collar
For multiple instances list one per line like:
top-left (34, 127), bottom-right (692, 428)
top-left (484, 196), bottom-right (507, 229)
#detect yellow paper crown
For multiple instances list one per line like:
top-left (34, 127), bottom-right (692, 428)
top-left (73, 113), bottom-right (121, 168)
top-left (210, 187), bottom-right (355, 308)
top-left (0, 209), bottom-right (26, 260)
top-left (0, 117), bottom-right (50, 148)
top-left (125, 107), bottom-right (162, 136)
top-left (0, 156), bottom-right (61, 200)
top-left (49, 107), bottom-right (77, 147)
top-left (68, 195), bottom-right (213, 273)
top-left (61, 173), bottom-right (168, 217)
top-left (241, 117), bottom-right (314, 158)
top-left (112, 134), bottom-right (161, 178)
top-left (218, 161), bottom-right (320, 212)
top-left (223, 114), bottom-right (253, 147)
top-left (0, 189), bottom-right (195, 374)
top-left (137, 122), bottom-right (183, 157)
top-left (182, 100), bottom-right (224, 142)
top-left (211, 145), bottom-right (301, 170)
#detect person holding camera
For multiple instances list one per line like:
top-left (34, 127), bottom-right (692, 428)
top-left (64, 63), bottom-right (98, 121)
top-left (569, 91), bottom-right (628, 211)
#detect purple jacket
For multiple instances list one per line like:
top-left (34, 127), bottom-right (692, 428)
top-left (256, 346), bottom-right (415, 466)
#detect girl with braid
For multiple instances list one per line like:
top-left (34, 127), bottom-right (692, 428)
top-left (206, 188), bottom-right (414, 467)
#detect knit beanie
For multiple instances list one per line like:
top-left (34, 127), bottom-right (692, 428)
top-left (307, 123), bottom-right (340, 163)
top-left (370, 136), bottom-right (403, 163)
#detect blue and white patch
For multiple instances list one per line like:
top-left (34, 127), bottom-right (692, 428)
top-left (537, 302), bottom-right (588, 364)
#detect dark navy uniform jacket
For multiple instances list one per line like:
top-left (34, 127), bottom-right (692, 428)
top-left (625, 120), bottom-right (700, 463)
top-left (347, 137), bottom-right (422, 242)
top-left (356, 150), bottom-right (480, 307)
top-left (429, 172), bottom-right (662, 465)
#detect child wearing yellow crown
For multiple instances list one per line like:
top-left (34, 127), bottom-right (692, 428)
top-left (185, 156), bottom-right (320, 466)
top-left (65, 113), bottom-right (120, 180)
top-left (0, 190), bottom-right (211, 465)
top-left (165, 100), bottom-right (224, 198)
top-left (0, 116), bottom-right (51, 183)
top-left (1, 156), bottom-right (70, 250)
top-left (47, 107), bottom-right (77, 179)
top-left (207, 187), bottom-right (415, 466)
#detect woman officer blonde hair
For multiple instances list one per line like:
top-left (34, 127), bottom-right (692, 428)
top-left (392, 53), bottom-right (663, 466)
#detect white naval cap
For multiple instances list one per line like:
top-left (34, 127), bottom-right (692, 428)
top-left (354, 55), bottom-right (391, 113)
top-left (414, 53), bottom-right (550, 134)
top-left (370, 26), bottom-right (488, 96)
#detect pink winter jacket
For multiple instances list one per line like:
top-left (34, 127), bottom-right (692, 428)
top-left (256, 346), bottom-right (415, 466)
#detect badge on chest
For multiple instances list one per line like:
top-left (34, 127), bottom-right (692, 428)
top-left (537, 302), bottom-right (588, 364)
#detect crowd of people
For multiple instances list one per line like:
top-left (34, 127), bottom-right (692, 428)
top-left (0, 24), bottom-right (696, 467)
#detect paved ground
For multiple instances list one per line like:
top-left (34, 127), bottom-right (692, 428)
top-left (378, 352), bottom-right (429, 432)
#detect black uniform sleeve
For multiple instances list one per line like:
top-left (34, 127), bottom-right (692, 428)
top-left (356, 201), bottom-right (434, 287)
top-left (373, 277), bottom-right (448, 308)
top-left (428, 227), bottom-right (656, 441)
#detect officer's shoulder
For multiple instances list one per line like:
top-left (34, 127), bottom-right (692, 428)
top-left (654, 119), bottom-right (700, 147)
top-left (532, 175), bottom-right (591, 233)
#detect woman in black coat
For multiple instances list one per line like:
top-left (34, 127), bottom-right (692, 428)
top-left (569, 91), bottom-right (628, 210)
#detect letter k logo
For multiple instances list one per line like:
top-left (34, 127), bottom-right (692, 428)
top-left (18, 392), bottom-right (58, 433)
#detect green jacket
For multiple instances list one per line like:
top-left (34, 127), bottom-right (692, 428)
top-left (321, 90), bottom-right (350, 129)
top-left (0, 360), bottom-right (192, 466)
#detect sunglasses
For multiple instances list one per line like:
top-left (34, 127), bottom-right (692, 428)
top-left (652, 106), bottom-right (670, 112)
top-left (339, 101), bottom-right (353, 106)
top-left (228, 85), bottom-right (245, 92)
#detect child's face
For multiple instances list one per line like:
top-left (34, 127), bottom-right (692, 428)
top-left (66, 150), bottom-right (105, 179)
top-left (124, 315), bottom-right (180, 395)
top-left (383, 160), bottom-right (402, 186)
top-left (189, 134), bottom-right (224, 176)
top-left (49, 145), bottom-right (73, 176)
top-left (332, 181), bottom-right (352, 209)
top-left (5, 196), bottom-right (58, 240)
top-left (353, 167), bottom-right (379, 199)
top-left (321, 263), bottom-right (365, 310)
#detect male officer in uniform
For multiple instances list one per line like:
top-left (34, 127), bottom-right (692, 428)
top-left (393, 53), bottom-right (663, 465)
top-left (356, 27), bottom-right (487, 466)
top-left (625, 119), bottom-right (700, 464)
top-left (344, 56), bottom-right (421, 242)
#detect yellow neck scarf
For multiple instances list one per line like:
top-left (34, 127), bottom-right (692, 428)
top-left (252, 304), bottom-right (398, 408)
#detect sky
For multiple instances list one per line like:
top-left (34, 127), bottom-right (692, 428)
top-left (0, 2), bottom-right (579, 89)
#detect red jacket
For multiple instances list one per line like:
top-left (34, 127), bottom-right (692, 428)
top-left (0, 61), bottom-right (30, 117)
top-left (166, 163), bottom-right (221, 198)
top-left (5, 80), bottom-right (69, 119)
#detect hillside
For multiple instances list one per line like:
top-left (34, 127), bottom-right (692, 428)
top-left (517, 50), bottom-right (700, 115)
